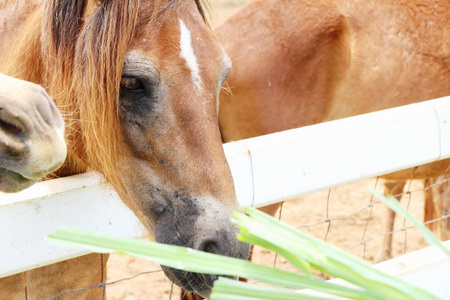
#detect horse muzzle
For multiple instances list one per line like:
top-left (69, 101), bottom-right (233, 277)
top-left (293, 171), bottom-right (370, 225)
top-left (0, 81), bottom-right (66, 193)
top-left (162, 267), bottom-right (235, 298)
top-left (0, 167), bottom-right (38, 192)
top-left (154, 195), bottom-right (250, 298)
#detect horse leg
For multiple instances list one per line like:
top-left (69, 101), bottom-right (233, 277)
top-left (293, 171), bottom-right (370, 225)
top-left (243, 203), bottom-right (283, 267)
top-left (246, 203), bottom-right (283, 266)
top-left (424, 178), bottom-right (438, 235)
top-left (424, 177), bottom-right (449, 241)
top-left (257, 203), bottom-right (283, 217)
top-left (377, 180), bottom-right (406, 262)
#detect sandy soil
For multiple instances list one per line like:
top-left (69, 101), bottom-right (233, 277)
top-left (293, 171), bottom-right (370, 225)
top-left (105, 1), bottom-right (429, 299)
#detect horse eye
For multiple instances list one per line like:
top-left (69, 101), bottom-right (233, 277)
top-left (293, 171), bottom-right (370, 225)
top-left (121, 76), bottom-right (144, 91)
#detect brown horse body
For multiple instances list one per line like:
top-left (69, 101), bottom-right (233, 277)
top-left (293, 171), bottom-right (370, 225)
top-left (0, 0), bottom-right (248, 298)
top-left (217, 0), bottom-right (450, 259)
top-left (0, 73), bottom-right (66, 192)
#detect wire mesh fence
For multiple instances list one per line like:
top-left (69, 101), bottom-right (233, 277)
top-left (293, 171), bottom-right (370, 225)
top-left (247, 176), bottom-right (449, 287)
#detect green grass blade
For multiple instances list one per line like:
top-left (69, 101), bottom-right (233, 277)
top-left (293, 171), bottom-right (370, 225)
top-left (238, 231), bottom-right (313, 277)
top-left (47, 227), bottom-right (370, 299)
top-left (239, 206), bottom-right (439, 300)
top-left (233, 211), bottom-right (328, 266)
top-left (211, 277), bottom-right (330, 300)
top-left (233, 216), bottom-right (395, 299)
top-left (47, 204), bottom-right (441, 300)
top-left (372, 188), bottom-right (450, 257)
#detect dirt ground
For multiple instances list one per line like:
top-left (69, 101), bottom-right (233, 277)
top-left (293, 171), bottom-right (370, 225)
top-left (105, 1), bottom-right (430, 299)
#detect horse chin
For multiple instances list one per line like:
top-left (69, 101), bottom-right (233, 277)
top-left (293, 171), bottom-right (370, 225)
top-left (161, 266), bottom-right (235, 298)
top-left (0, 167), bottom-right (37, 193)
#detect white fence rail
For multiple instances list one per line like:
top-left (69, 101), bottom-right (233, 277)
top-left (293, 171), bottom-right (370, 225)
top-left (1, 96), bottom-right (450, 279)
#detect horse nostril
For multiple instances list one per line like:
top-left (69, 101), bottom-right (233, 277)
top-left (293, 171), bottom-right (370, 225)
top-left (0, 118), bottom-right (23, 137)
top-left (198, 239), bottom-right (221, 254)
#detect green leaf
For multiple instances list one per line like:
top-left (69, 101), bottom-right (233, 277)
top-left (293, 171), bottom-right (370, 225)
top-left (211, 277), bottom-right (330, 300)
top-left (47, 227), bottom-right (370, 299)
top-left (46, 205), bottom-right (440, 300)
top-left (239, 206), bottom-right (438, 300)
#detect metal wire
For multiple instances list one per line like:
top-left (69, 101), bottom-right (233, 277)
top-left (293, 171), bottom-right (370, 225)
top-left (349, 214), bottom-right (450, 250)
top-left (45, 269), bottom-right (163, 300)
top-left (273, 202), bottom-right (284, 268)
top-left (361, 177), bottom-right (379, 259)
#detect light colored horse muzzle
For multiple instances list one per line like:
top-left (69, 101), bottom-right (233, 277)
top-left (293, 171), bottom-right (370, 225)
top-left (0, 73), bottom-right (66, 193)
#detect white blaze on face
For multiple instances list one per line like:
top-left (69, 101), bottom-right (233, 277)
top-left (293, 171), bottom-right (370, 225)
top-left (179, 19), bottom-right (202, 89)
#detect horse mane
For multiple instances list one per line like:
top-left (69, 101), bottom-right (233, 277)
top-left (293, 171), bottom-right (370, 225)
top-left (39, 0), bottom-right (210, 197)
top-left (39, 0), bottom-right (139, 197)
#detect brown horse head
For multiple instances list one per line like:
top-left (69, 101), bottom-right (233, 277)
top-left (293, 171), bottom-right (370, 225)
top-left (0, 73), bottom-right (66, 192)
top-left (39, 0), bottom-right (248, 296)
